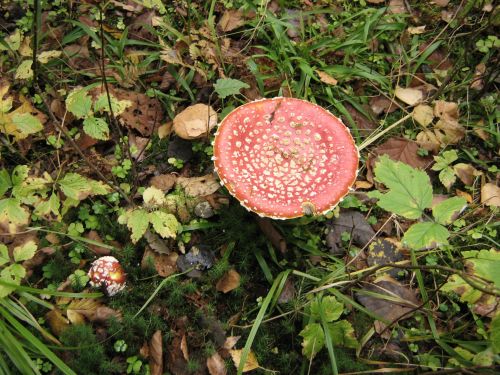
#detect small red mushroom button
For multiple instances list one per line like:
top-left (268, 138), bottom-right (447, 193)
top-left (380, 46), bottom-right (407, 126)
top-left (88, 256), bottom-right (126, 296)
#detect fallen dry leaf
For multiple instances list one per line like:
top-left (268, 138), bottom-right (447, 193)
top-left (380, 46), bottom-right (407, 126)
top-left (218, 10), bottom-right (245, 32)
top-left (316, 70), bottom-right (338, 85)
top-left (84, 230), bottom-right (111, 255)
top-left (216, 269), bottom-right (241, 293)
top-left (173, 104), bottom-right (217, 140)
top-left (327, 210), bottom-right (375, 254)
top-left (142, 249), bottom-right (179, 277)
top-left (177, 174), bottom-right (220, 197)
top-left (150, 330), bottom-right (163, 375)
top-left (180, 334), bottom-right (189, 361)
top-left (229, 349), bottom-right (259, 372)
top-left (395, 86), bottom-right (423, 106)
top-left (255, 216), bottom-right (287, 254)
top-left (453, 163), bottom-right (481, 186)
top-left (407, 26), bottom-right (426, 34)
top-left (481, 183), bottom-right (500, 207)
top-left (46, 309), bottom-right (70, 336)
top-left (367, 238), bottom-right (406, 278)
top-left (371, 137), bottom-right (432, 169)
top-left (433, 0), bottom-right (450, 6)
top-left (150, 174), bottom-right (177, 192)
top-left (470, 63), bottom-right (486, 90)
top-left (223, 336), bottom-right (241, 350)
top-left (389, 0), bottom-right (406, 14)
top-left (416, 130), bottom-right (441, 154)
top-left (456, 189), bottom-right (473, 204)
top-left (369, 95), bottom-right (398, 115)
top-left (355, 180), bottom-right (373, 189)
top-left (412, 104), bottom-right (434, 127)
top-left (207, 352), bottom-right (227, 375)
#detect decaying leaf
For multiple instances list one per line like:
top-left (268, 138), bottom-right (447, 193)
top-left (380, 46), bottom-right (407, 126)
top-left (150, 174), bottom-right (177, 192)
top-left (412, 104), bottom-right (434, 127)
top-left (395, 86), bottom-right (423, 106)
top-left (173, 104), bottom-right (217, 140)
top-left (408, 26), bottom-right (426, 34)
top-left (357, 276), bottom-right (420, 331)
top-left (46, 309), bottom-right (70, 336)
top-left (223, 336), bottom-right (240, 350)
top-left (216, 269), bottom-right (241, 293)
top-left (142, 248), bottom-right (178, 277)
top-left (316, 70), bottom-right (338, 86)
top-left (371, 137), bottom-right (432, 169)
top-left (176, 174), bottom-right (220, 197)
top-left (369, 95), bottom-right (397, 115)
top-left (207, 352), bottom-right (227, 375)
top-left (180, 334), bottom-right (189, 361)
top-left (229, 349), bottom-right (259, 372)
top-left (218, 10), bottom-right (245, 32)
top-left (326, 210), bottom-right (375, 254)
top-left (367, 239), bottom-right (406, 278)
top-left (481, 183), bottom-right (500, 207)
top-left (389, 0), bottom-right (406, 13)
top-left (150, 330), bottom-right (163, 375)
top-left (453, 163), bottom-right (481, 186)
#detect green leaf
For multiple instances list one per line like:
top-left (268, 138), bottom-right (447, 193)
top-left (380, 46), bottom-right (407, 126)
top-left (0, 198), bottom-right (30, 226)
top-left (432, 150), bottom-right (458, 171)
top-left (402, 222), bottom-right (449, 250)
top-left (438, 167), bottom-right (456, 189)
top-left (370, 155), bottom-right (433, 219)
top-left (0, 244), bottom-right (9, 266)
top-left (214, 78), bottom-right (250, 99)
top-left (123, 209), bottom-right (149, 243)
top-left (432, 196), bottom-right (467, 225)
top-left (94, 93), bottom-right (132, 116)
top-left (310, 296), bottom-right (344, 323)
top-left (327, 320), bottom-right (359, 349)
top-left (13, 240), bottom-right (37, 262)
top-left (65, 88), bottom-right (93, 119)
top-left (87, 180), bottom-right (111, 196)
top-left (149, 211), bottom-right (179, 239)
top-left (11, 165), bottom-right (29, 186)
top-left (299, 323), bottom-right (325, 359)
top-left (10, 113), bottom-right (43, 137)
top-left (462, 249), bottom-right (500, 288)
top-left (14, 60), bottom-right (33, 80)
top-left (0, 169), bottom-right (11, 197)
top-left (442, 274), bottom-right (482, 303)
top-left (490, 314), bottom-right (500, 354)
top-left (58, 173), bottom-right (92, 200)
top-left (0, 264), bottom-right (26, 297)
top-left (83, 116), bottom-right (110, 140)
top-left (34, 192), bottom-right (61, 218)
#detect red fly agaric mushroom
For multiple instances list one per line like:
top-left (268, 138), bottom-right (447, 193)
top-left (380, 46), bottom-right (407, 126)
top-left (88, 256), bottom-right (126, 296)
top-left (213, 97), bottom-right (358, 219)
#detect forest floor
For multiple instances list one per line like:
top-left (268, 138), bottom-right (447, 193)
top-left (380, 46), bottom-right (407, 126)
top-left (0, 1), bottom-right (499, 374)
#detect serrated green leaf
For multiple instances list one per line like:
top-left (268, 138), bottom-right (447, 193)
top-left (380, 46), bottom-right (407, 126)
top-left (0, 169), bottom-right (11, 197)
top-left (58, 173), bottom-right (92, 200)
top-left (310, 296), bottom-right (343, 322)
top-left (10, 112), bottom-right (43, 138)
top-left (34, 192), bottom-right (61, 218)
top-left (149, 211), bottom-right (179, 239)
top-left (66, 88), bottom-right (93, 119)
top-left (11, 165), bottom-right (29, 186)
top-left (0, 198), bottom-right (29, 226)
top-left (438, 167), bottom-right (456, 190)
top-left (0, 29), bottom-right (21, 51)
top-left (371, 155), bottom-right (433, 219)
top-left (0, 264), bottom-right (26, 297)
top-left (15, 60), bottom-right (33, 80)
top-left (432, 150), bottom-right (458, 171)
top-left (432, 196), bottom-right (467, 225)
top-left (125, 209), bottom-right (149, 243)
top-left (214, 78), bottom-right (250, 99)
top-left (402, 222), bottom-right (449, 250)
top-left (83, 116), bottom-right (109, 140)
top-left (87, 180), bottom-right (111, 196)
top-left (442, 274), bottom-right (482, 303)
top-left (94, 93), bottom-right (132, 116)
top-left (299, 323), bottom-right (325, 359)
top-left (327, 320), bottom-right (359, 349)
top-left (143, 186), bottom-right (166, 206)
top-left (13, 240), bottom-right (37, 262)
top-left (0, 244), bottom-right (9, 266)
top-left (463, 249), bottom-right (500, 288)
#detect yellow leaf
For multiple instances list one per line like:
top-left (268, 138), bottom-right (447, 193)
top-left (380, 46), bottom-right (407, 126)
top-left (37, 50), bottom-right (62, 64)
top-left (316, 70), bottom-right (338, 86)
top-left (412, 104), bottom-right (434, 127)
top-left (395, 86), bottom-right (423, 106)
top-left (15, 60), bottom-right (33, 80)
top-left (481, 183), bottom-right (500, 207)
top-left (229, 349), bottom-right (259, 372)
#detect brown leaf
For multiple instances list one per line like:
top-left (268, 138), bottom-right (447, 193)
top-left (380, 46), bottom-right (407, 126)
top-left (129, 134), bottom-right (149, 161)
top-left (355, 180), bottom-right (373, 189)
top-left (453, 163), bottom-right (481, 186)
top-left (218, 10), bottom-right (245, 32)
top-left (277, 278), bottom-right (295, 304)
top-left (372, 137), bottom-right (432, 169)
top-left (143, 249), bottom-right (179, 277)
top-left (357, 276), bottom-right (420, 330)
top-left (23, 246), bottom-right (55, 277)
top-left (326, 210), bottom-right (375, 254)
top-left (150, 330), bottom-right (163, 375)
top-left (216, 269), bottom-right (241, 293)
top-left (434, 118), bottom-right (465, 144)
top-left (207, 352), bottom-right (227, 375)
top-left (412, 104), bottom-right (434, 127)
top-left (369, 96), bottom-right (398, 115)
top-left (416, 130), bottom-right (441, 154)
top-left (407, 26), bottom-right (426, 35)
top-left (84, 230), bottom-right (111, 255)
top-left (157, 122), bottom-right (173, 139)
top-left (180, 334), bottom-right (189, 361)
top-left (481, 183), bottom-right (500, 207)
top-left (389, 0), bottom-right (406, 14)
top-left (229, 349), bottom-right (259, 372)
top-left (470, 63), bottom-right (486, 90)
top-left (66, 298), bottom-right (102, 324)
top-left (344, 104), bottom-right (377, 135)
top-left (93, 306), bottom-right (122, 323)
top-left (143, 231), bottom-right (172, 254)
top-left (46, 309), bottom-right (69, 336)
top-left (173, 104), bottom-right (217, 140)
top-left (367, 239), bottom-right (406, 278)
top-left (316, 70), bottom-right (338, 85)
top-left (433, 0), bottom-right (450, 6)
top-left (150, 174), bottom-right (177, 192)
top-left (176, 174), bottom-right (220, 197)
top-left (223, 336), bottom-right (241, 350)
top-left (255, 216), bottom-right (287, 254)
top-left (395, 86), bottom-right (423, 106)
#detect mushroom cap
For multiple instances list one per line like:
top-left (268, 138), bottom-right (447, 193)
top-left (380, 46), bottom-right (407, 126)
top-left (88, 256), bottom-right (126, 296)
top-left (213, 97), bottom-right (358, 219)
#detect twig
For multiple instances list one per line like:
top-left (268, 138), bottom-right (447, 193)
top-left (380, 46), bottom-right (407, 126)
top-left (357, 113), bottom-right (412, 151)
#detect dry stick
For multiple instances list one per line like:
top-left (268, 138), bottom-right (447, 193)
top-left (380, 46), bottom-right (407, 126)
top-left (97, 6), bottom-right (138, 189)
top-left (34, 87), bottom-right (133, 206)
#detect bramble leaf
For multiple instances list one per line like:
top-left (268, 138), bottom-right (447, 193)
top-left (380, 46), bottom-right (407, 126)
top-left (124, 209), bottom-right (149, 243)
top-left (0, 198), bottom-right (30, 226)
top-left (402, 222), bottom-right (449, 250)
top-left (327, 320), bottom-right (359, 349)
top-left (94, 93), bottom-right (132, 116)
top-left (149, 211), bottom-right (179, 239)
top-left (0, 264), bottom-right (26, 297)
top-left (13, 240), bottom-right (37, 262)
top-left (432, 196), bottom-right (467, 225)
top-left (83, 116), bottom-right (109, 140)
top-left (0, 244), bottom-right (9, 266)
top-left (368, 155), bottom-right (432, 219)
top-left (66, 88), bottom-right (92, 119)
top-left (58, 173), bottom-right (91, 200)
top-left (299, 323), bottom-right (325, 359)
top-left (0, 169), bottom-right (11, 196)
top-left (214, 78), bottom-right (250, 99)
top-left (310, 296), bottom-right (344, 322)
